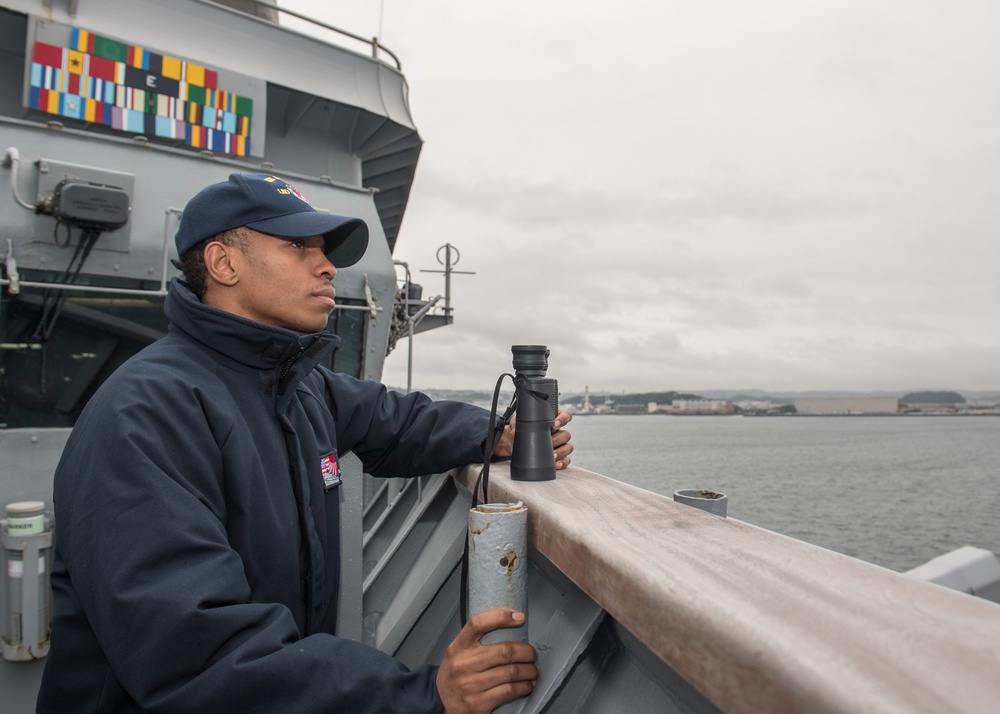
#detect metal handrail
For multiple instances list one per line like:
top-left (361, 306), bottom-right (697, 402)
top-left (238, 0), bottom-right (403, 69)
top-left (0, 280), bottom-right (167, 297)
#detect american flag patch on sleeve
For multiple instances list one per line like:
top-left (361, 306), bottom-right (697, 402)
top-left (320, 452), bottom-right (341, 491)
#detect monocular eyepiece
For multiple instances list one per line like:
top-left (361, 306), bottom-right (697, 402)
top-left (511, 345), bottom-right (549, 378)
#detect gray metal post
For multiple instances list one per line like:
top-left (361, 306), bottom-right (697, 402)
top-left (467, 502), bottom-right (528, 645)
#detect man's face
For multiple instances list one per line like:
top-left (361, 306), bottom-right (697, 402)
top-left (227, 230), bottom-right (338, 333)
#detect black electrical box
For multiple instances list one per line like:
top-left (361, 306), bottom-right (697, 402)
top-left (52, 180), bottom-right (131, 230)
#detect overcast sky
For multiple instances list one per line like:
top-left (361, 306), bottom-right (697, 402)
top-left (283, 1), bottom-right (1000, 395)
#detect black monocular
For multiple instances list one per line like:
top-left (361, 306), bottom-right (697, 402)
top-left (510, 345), bottom-right (559, 481)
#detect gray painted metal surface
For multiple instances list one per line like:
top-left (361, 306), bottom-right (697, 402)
top-left (0, 6), bottom-right (433, 392)
top-left (1, 0), bottom-right (420, 249)
top-left (905, 545), bottom-right (1000, 603)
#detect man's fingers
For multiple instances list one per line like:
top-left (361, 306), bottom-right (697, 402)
top-left (454, 609), bottom-right (527, 648)
top-left (442, 641), bottom-right (538, 693)
top-left (447, 638), bottom-right (537, 673)
top-left (553, 410), bottom-right (573, 430)
top-left (479, 670), bottom-right (537, 708)
top-left (438, 615), bottom-right (538, 712)
top-left (552, 425), bottom-right (573, 469)
top-left (452, 677), bottom-right (537, 714)
top-left (445, 652), bottom-right (538, 711)
top-left (476, 660), bottom-right (538, 691)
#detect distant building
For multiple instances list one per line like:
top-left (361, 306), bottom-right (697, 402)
top-left (735, 400), bottom-right (785, 413)
top-left (654, 399), bottom-right (735, 415)
top-left (794, 397), bottom-right (899, 415)
top-left (615, 404), bottom-right (648, 415)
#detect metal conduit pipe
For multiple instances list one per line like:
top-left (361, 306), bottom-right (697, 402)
top-left (467, 502), bottom-right (528, 646)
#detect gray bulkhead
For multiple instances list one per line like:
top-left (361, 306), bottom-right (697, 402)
top-left (0, 0), bottom-right (421, 381)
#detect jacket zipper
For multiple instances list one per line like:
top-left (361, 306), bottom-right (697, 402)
top-left (279, 346), bottom-right (304, 388)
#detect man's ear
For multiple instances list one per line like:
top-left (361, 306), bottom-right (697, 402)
top-left (204, 241), bottom-right (239, 286)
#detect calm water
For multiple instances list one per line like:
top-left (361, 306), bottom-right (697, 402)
top-left (567, 415), bottom-right (1000, 573)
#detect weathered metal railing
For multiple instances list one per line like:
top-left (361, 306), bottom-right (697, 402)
top-left (224, 0), bottom-right (403, 69)
top-left (447, 464), bottom-right (1000, 713)
top-left (361, 460), bottom-right (1000, 713)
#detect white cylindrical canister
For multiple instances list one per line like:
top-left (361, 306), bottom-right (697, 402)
top-left (2, 501), bottom-right (53, 661)
top-left (467, 502), bottom-right (528, 645)
top-left (5, 501), bottom-right (46, 535)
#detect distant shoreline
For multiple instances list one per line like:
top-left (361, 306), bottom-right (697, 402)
top-left (572, 412), bottom-right (1000, 417)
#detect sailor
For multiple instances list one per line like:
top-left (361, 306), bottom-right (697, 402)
top-left (36, 173), bottom-right (573, 714)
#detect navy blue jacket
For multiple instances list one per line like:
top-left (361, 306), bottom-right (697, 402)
top-left (37, 279), bottom-right (490, 713)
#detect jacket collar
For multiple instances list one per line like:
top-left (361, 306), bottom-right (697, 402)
top-left (164, 278), bottom-right (341, 376)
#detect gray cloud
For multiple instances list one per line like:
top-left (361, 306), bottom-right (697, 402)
top-left (287, 0), bottom-right (1000, 393)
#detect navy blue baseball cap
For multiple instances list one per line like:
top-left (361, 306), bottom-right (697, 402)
top-left (174, 173), bottom-right (369, 267)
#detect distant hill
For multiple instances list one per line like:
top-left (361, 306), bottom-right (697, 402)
top-left (396, 388), bottom-right (707, 407)
top-left (608, 391), bottom-right (704, 405)
top-left (693, 389), bottom-right (905, 400)
top-left (724, 393), bottom-right (794, 405)
top-left (900, 391), bottom-right (966, 404)
top-left (396, 386), bottom-right (999, 406)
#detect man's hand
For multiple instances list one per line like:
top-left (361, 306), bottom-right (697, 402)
top-left (493, 410), bottom-right (574, 469)
top-left (436, 609), bottom-right (538, 713)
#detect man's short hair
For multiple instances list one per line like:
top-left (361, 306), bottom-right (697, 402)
top-left (174, 227), bottom-right (251, 300)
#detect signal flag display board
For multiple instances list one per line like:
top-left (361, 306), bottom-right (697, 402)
top-left (24, 17), bottom-right (266, 157)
